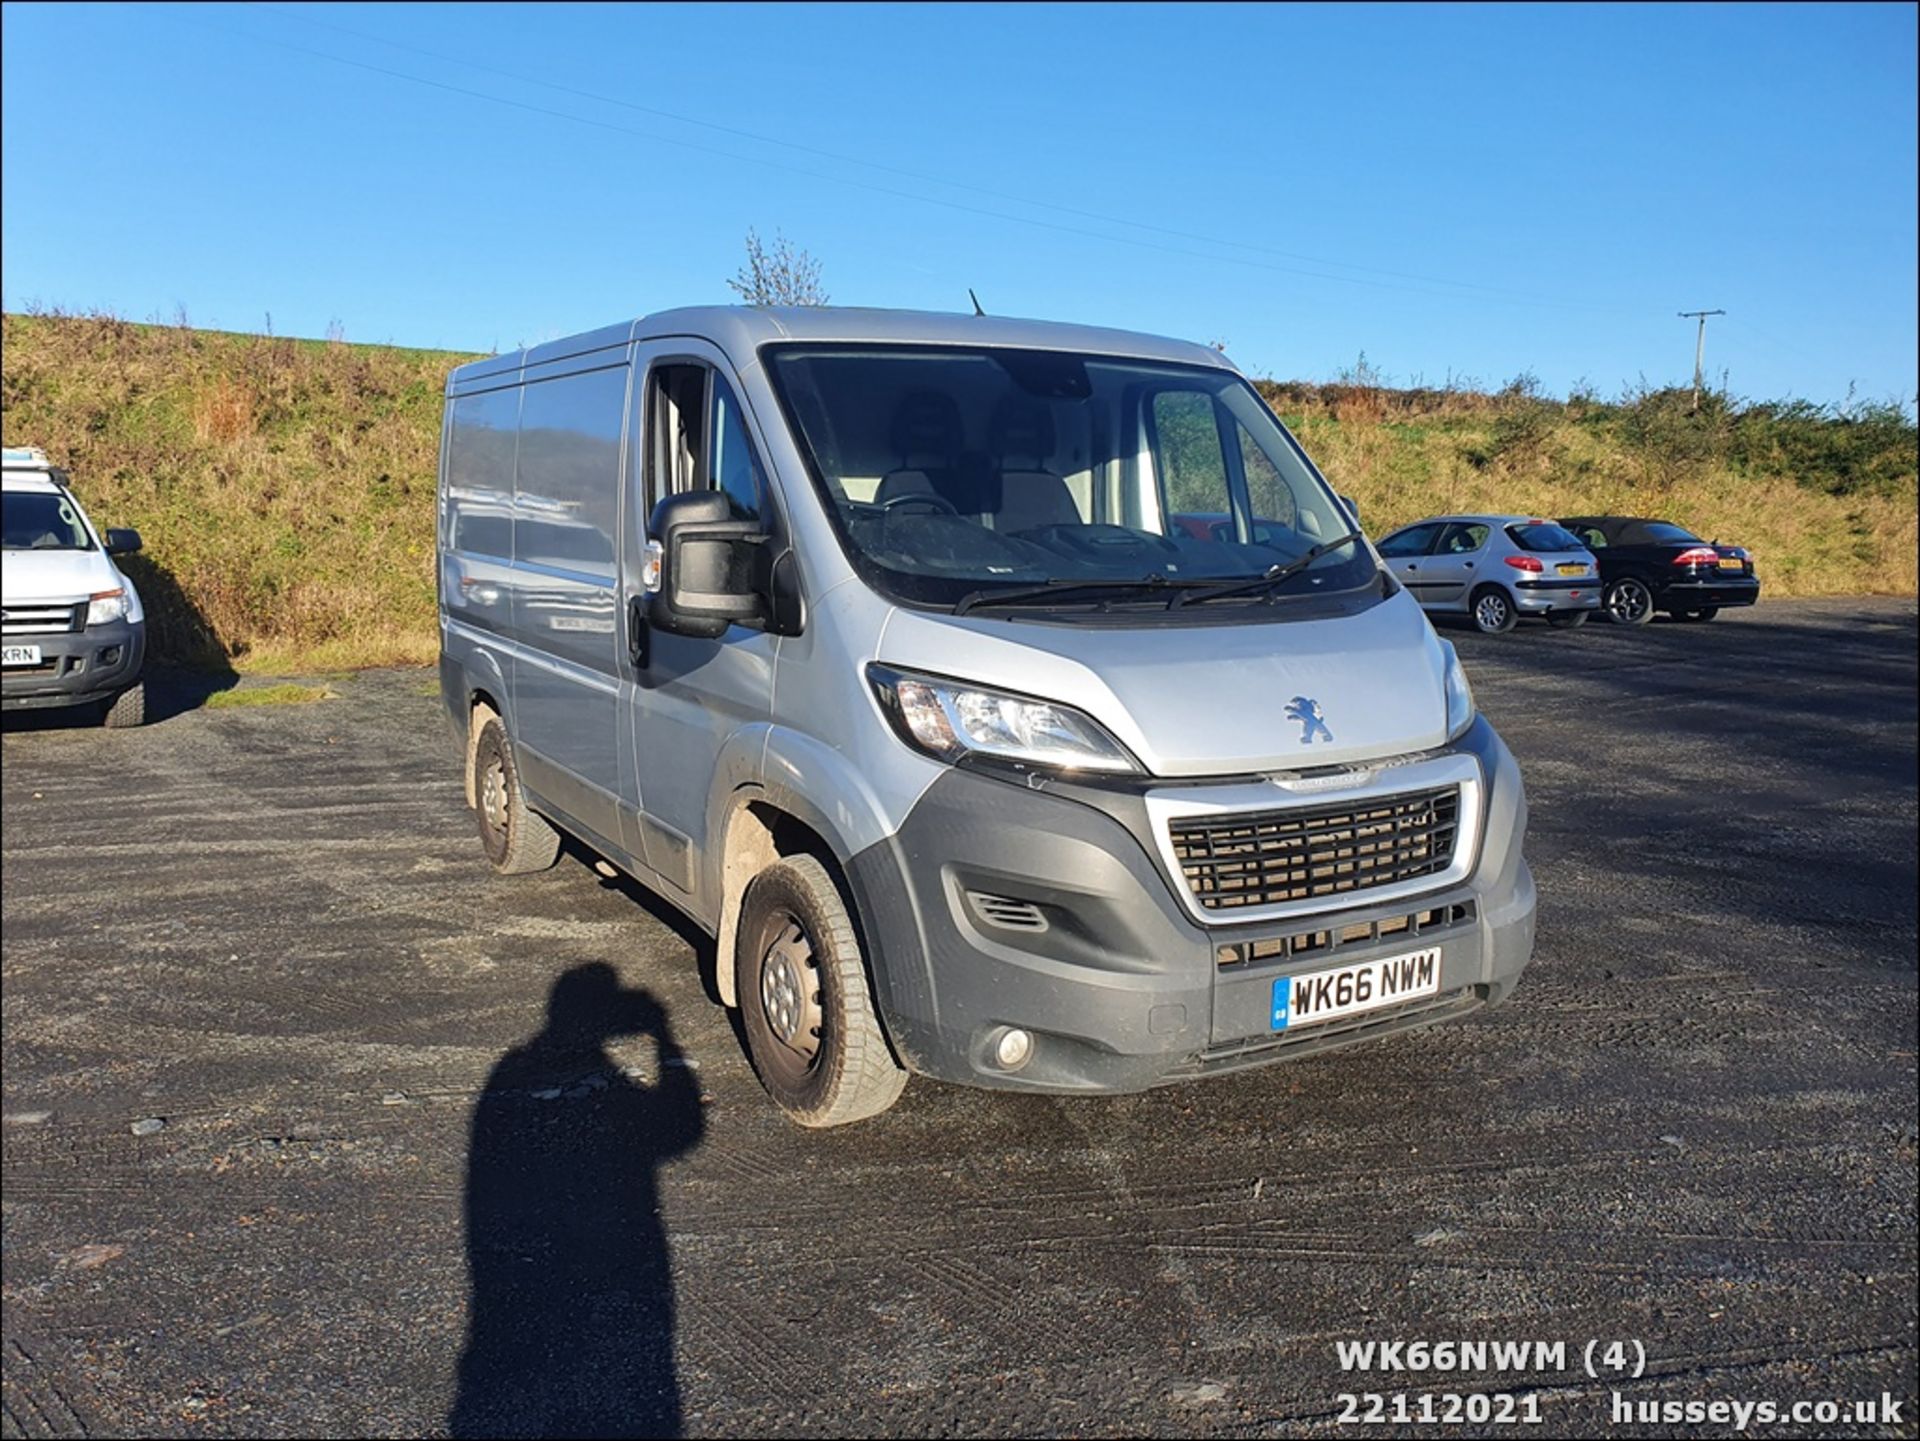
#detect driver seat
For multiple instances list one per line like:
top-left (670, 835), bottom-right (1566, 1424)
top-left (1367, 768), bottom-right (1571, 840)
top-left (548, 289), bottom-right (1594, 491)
top-left (875, 390), bottom-right (965, 510)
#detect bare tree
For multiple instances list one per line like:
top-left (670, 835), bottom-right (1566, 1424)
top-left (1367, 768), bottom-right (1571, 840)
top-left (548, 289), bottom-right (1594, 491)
top-left (727, 228), bottom-right (828, 307)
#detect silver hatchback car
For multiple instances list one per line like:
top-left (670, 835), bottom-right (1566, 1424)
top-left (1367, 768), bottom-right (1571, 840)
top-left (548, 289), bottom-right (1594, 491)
top-left (1376, 515), bottom-right (1601, 634)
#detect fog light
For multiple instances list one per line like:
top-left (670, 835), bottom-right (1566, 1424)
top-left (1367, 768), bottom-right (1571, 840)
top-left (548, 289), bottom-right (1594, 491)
top-left (98, 646), bottom-right (122, 667)
top-left (994, 1028), bottom-right (1033, 1071)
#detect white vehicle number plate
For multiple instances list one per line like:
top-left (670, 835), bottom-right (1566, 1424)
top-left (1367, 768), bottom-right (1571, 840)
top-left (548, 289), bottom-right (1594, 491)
top-left (1272, 947), bottom-right (1441, 1031)
top-left (2, 644), bottom-right (43, 667)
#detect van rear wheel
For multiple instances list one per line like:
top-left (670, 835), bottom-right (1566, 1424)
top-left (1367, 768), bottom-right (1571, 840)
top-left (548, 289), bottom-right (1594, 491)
top-left (472, 717), bottom-right (560, 875)
top-left (736, 855), bottom-right (906, 1127)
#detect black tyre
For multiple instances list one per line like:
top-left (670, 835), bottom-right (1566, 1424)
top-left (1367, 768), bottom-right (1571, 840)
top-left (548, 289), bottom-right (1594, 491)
top-left (102, 679), bottom-right (145, 728)
top-left (736, 854), bottom-right (907, 1128)
top-left (1469, 585), bottom-right (1518, 635)
top-left (472, 716), bottom-right (560, 875)
top-left (1674, 607), bottom-right (1718, 623)
top-left (1546, 611), bottom-right (1589, 630)
top-left (1603, 576), bottom-right (1655, 626)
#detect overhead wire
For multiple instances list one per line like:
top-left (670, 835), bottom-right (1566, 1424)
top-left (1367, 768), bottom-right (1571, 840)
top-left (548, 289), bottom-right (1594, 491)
top-left (204, 4), bottom-right (1614, 313)
top-left (244, 1), bottom-right (1595, 308)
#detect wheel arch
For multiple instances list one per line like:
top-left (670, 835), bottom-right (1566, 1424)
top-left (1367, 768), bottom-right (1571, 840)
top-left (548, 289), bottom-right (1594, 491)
top-left (704, 727), bottom-right (933, 1009)
top-left (710, 785), bottom-right (856, 1008)
top-left (463, 685), bottom-right (507, 810)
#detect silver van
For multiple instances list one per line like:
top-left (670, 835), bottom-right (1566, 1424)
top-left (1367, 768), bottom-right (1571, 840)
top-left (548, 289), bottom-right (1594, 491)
top-left (436, 307), bottom-right (1536, 1126)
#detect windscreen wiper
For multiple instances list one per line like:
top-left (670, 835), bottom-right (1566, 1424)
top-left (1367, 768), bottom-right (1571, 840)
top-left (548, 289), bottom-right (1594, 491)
top-left (1170, 531), bottom-right (1366, 609)
top-left (954, 573), bottom-right (1202, 615)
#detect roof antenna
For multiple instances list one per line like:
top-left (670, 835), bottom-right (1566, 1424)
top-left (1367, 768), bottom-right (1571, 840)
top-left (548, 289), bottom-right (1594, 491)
top-left (968, 288), bottom-right (985, 317)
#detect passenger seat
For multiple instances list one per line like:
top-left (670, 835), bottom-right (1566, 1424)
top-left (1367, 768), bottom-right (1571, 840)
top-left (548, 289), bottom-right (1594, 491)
top-left (989, 397), bottom-right (1079, 533)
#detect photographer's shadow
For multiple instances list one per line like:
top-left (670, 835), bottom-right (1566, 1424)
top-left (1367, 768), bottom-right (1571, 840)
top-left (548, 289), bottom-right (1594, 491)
top-left (451, 964), bottom-right (704, 1439)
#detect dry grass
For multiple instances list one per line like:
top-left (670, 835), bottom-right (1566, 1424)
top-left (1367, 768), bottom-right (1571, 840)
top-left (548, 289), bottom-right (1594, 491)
top-left (1, 312), bottom-right (1911, 675)
top-left (1262, 382), bottom-right (1918, 598)
top-left (2, 310), bottom-right (473, 670)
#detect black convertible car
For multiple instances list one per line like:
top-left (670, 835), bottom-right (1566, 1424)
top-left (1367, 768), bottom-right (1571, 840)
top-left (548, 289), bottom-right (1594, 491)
top-left (1558, 516), bottom-right (1760, 625)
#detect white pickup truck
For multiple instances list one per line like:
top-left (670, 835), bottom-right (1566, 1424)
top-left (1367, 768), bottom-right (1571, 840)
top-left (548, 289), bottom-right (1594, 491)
top-left (1, 447), bottom-right (148, 726)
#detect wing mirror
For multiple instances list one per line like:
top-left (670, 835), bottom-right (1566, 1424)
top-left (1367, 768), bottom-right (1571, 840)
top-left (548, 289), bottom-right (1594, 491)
top-left (645, 490), bottom-right (766, 640)
top-left (104, 527), bottom-right (143, 556)
top-left (1339, 495), bottom-right (1361, 528)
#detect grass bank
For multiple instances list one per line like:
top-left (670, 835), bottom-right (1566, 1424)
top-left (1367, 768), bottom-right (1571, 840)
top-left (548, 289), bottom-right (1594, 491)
top-left (2, 312), bottom-right (1912, 671)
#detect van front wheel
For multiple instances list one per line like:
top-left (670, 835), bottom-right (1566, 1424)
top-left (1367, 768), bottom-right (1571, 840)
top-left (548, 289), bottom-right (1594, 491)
top-left (736, 855), bottom-right (907, 1127)
top-left (472, 717), bottom-right (560, 875)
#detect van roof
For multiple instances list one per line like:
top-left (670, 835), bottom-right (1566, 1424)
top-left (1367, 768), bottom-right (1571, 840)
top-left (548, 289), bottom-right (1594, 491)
top-left (446, 305), bottom-right (1233, 391)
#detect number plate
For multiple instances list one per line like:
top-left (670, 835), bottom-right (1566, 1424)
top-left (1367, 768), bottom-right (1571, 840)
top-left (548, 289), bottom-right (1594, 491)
top-left (2, 644), bottom-right (43, 667)
top-left (1272, 947), bottom-right (1441, 1031)
top-left (1555, 562), bottom-right (1587, 576)
top-left (1717, 557), bottom-right (1744, 570)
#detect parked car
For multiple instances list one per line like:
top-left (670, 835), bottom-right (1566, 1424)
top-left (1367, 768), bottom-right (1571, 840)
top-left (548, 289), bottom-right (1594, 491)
top-left (1558, 516), bottom-right (1760, 625)
top-left (1375, 514), bottom-right (1601, 634)
top-left (438, 306), bottom-right (1535, 1126)
top-left (2, 447), bottom-right (147, 726)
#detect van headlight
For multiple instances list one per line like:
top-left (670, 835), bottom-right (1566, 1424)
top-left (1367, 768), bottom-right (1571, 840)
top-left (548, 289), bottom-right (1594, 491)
top-left (86, 588), bottom-right (129, 626)
top-left (1443, 641), bottom-right (1476, 740)
top-left (868, 665), bottom-right (1140, 773)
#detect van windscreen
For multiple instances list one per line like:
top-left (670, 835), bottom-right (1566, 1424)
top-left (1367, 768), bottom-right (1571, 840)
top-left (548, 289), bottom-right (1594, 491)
top-left (764, 346), bottom-right (1376, 613)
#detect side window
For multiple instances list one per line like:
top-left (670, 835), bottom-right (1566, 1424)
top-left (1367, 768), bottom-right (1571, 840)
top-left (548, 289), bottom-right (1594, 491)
top-left (709, 376), bottom-right (766, 522)
top-left (1577, 526), bottom-right (1607, 549)
top-left (1377, 523), bottom-right (1440, 558)
top-left (646, 364), bottom-right (709, 505)
top-left (1237, 424), bottom-right (1298, 531)
top-left (446, 386), bottom-right (520, 558)
top-left (514, 365), bottom-right (627, 577)
top-left (1150, 390), bottom-right (1230, 519)
top-left (1439, 522), bottom-right (1490, 554)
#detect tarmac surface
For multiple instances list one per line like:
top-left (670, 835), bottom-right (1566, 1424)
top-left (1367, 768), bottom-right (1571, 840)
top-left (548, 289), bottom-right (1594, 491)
top-left (3, 597), bottom-right (1916, 1437)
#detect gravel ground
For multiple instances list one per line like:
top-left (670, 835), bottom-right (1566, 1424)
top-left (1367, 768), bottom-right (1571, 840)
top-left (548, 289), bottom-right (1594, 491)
top-left (3, 597), bottom-right (1915, 1438)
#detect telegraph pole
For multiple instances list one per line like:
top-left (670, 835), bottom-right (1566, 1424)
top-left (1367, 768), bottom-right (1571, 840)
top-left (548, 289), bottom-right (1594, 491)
top-left (1678, 309), bottom-right (1725, 413)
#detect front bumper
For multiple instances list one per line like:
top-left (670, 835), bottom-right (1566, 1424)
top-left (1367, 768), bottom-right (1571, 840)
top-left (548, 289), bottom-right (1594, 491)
top-left (1, 619), bottom-right (145, 710)
top-left (1511, 577), bottom-right (1601, 614)
top-left (845, 715), bottom-right (1535, 1094)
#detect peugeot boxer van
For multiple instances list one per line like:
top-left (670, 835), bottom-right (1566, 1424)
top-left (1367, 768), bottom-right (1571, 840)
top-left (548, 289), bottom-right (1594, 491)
top-left (437, 308), bottom-right (1535, 1126)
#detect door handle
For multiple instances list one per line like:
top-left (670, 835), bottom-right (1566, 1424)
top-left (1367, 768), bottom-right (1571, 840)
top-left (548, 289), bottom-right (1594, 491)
top-left (1464, 561), bottom-right (1474, 569)
top-left (1405, 563), bottom-right (1418, 572)
top-left (627, 596), bottom-right (649, 669)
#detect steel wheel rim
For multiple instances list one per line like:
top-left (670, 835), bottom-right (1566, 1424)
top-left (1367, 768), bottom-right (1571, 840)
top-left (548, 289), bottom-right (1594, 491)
top-left (480, 755), bottom-right (508, 839)
top-left (1609, 581), bottom-right (1649, 623)
top-left (757, 913), bottom-right (823, 1077)
top-left (1475, 593), bottom-right (1509, 631)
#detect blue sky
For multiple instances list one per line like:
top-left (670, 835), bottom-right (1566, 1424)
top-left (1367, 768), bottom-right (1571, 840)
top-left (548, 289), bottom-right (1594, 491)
top-left (3, 2), bottom-right (1914, 406)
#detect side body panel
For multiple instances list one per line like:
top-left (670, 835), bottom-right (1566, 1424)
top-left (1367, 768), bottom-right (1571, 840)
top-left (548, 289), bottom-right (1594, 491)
top-left (1422, 521), bottom-right (1491, 607)
top-left (507, 352), bottom-right (633, 848)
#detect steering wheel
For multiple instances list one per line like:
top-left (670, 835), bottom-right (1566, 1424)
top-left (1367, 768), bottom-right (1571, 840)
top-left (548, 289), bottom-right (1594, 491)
top-left (879, 492), bottom-right (960, 516)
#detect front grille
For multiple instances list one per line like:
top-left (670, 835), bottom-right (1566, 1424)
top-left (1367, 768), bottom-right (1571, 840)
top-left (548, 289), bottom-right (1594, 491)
top-left (1216, 900), bottom-right (1476, 968)
top-left (1170, 785), bottom-right (1461, 913)
top-left (2, 602), bottom-right (85, 635)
